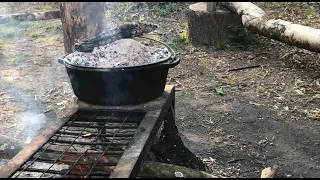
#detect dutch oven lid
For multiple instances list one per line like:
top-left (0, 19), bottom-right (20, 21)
top-left (61, 37), bottom-right (176, 71)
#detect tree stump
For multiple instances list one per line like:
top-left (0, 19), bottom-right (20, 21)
top-left (60, 2), bottom-right (106, 54)
top-left (185, 2), bottom-right (242, 46)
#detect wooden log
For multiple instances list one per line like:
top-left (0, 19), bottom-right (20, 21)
top-left (206, 2), bottom-right (216, 12)
top-left (185, 2), bottom-right (242, 46)
top-left (222, 2), bottom-right (320, 53)
top-left (60, 2), bottom-right (107, 54)
top-left (0, 10), bottom-right (61, 24)
top-left (139, 161), bottom-right (217, 178)
top-left (74, 23), bottom-right (157, 52)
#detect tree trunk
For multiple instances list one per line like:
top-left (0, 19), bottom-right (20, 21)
top-left (219, 2), bottom-right (320, 53)
top-left (60, 2), bottom-right (106, 54)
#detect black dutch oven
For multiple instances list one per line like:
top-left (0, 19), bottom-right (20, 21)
top-left (58, 37), bottom-right (180, 105)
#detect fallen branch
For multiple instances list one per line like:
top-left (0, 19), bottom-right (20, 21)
top-left (227, 64), bottom-right (261, 72)
top-left (220, 2), bottom-right (320, 54)
top-left (227, 158), bottom-right (245, 164)
top-left (0, 10), bottom-right (61, 24)
top-left (139, 161), bottom-right (217, 178)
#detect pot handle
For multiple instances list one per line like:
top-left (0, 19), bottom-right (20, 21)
top-left (57, 58), bottom-right (64, 65)
top-left (161, 56), bottom-right (180, 68)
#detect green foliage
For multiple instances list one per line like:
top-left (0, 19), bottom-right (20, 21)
top-left (28, 21), bottom-right (61, 42)
top-left (109, 2), bottom-right (133, 21)
top-left (32, 37), bottom-right (46, 43)
top-left (28, 29), bottom-right (46, 38)
top-left (6, 19), bottom-right (21, 27)
top-left (151, 3), bottom-right (181, 16)
top-left (0, 42), bottom-right (11, 49)
top-left (28, 21), bottom-right (43, 29)
top-left (227, 24), bottom-right (258, 44)
top-left (211, 40), bottom-right (229, 50)
top-left (28, 21), bottom-right (61, 31)
top-left (215, 87), bottom-right (225, 96)
top-left (0, 28), bottom-right (18, 39)
top-left (32, 36), bottom-right (59, 44)
top-left (123, 16), bottom-right (133, 23)
top-left (139, 15), bottom-right (145, 22)
top-left (149, 34), bottom-right (161, 41)
top-left (48, 36), bottom-right (59, 42)
top-left (0, 20), bottom-right (28, 39)
top-left (171, 32), bottom-right (188, 49)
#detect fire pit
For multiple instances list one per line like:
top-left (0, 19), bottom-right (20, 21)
top-left (0, 85), bottom-right (176, 178)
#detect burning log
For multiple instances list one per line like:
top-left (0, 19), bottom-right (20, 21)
top-left (62, 153), bottom-right (116, 178)
top-left (74, 23), bottom-right (158, 52)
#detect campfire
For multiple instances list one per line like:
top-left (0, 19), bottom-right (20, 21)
top-left (0, 17), bottom-right (181, 178)
top-left (62, 153), bottom-right (114, 178)
top-left (7, 109), bottom-right (146, 178)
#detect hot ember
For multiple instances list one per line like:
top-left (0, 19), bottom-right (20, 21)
top-left (63, 154), bottom-right (115, 178)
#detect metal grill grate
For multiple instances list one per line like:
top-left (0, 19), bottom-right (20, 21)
top-left (11, 109), bottom-right (146, 178)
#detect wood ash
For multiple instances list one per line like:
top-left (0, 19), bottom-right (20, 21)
top-left (64, 38), bottom-right (170, 68)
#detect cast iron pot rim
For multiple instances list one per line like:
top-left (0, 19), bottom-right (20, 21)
top-left (61, 37), bottom-right (176, 71)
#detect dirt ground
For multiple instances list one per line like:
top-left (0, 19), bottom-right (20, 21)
top-left (1, 2), bottom-right (320, 178)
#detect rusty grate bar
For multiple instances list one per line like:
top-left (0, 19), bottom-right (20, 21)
top-left (40, 149), bottom-right (124, 155)
top-left (57, 130), bottom-right (136, 137)
top-left (9, 109), bottom-right (146, 178)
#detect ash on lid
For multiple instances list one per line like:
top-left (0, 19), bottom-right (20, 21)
top-left (64, 38), bottom-right (170, 68)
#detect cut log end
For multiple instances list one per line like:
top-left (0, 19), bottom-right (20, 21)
top-left (186, 3), bottom-right (242, 46)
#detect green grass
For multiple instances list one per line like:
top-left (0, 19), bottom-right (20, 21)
top-left (107, 2), bottom-right (134, 21)
top-left (150, 3), bottom-right (181, 16)
top-left (28, 21), bottom-right (62, 41)
top-left (28, 29), bottom-right (46, 38)
top-left (0, 20), bottom-right (29, 39)
top-left (6, 19), bottom-right (21, 26)
top-left (0, 28), bottom-right (18, 39)
top-left (28, 21), bottom-right (61, 31)
top-left (0, 42), bottom-right (12, 49)
top-left (211, 40), bottom-right (229, 50)
top-left (4, 20), bottom-right (29, 28)
top-left (48, 36), bottom-right (59, 42)
top-left (10, 55), bottom-right (26, 64)
top-left (32, 37), bottom-right (46, 43)
top-left (171, 32), bottom-right (188, 49)
top-left (32, 36), bottom-right (59, 44)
